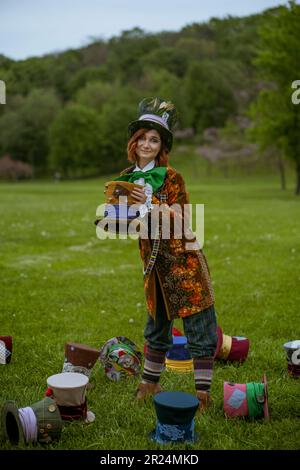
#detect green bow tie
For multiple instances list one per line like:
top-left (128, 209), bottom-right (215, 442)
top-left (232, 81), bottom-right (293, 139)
top-left (114, 166), bottom-right (167, 193)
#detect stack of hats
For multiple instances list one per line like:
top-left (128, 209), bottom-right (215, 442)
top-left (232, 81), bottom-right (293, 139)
top-left (283, 340), bottom-right (300, 378)
top-left (215, 326), bottom-right (250, 362)
top-left (62, 342), bottom-right (99, 378)
top-left (95, 181), bottom-right (144, 234)
top-left (165, 336), bottom-right (193, 373)
top-left (150, 391), bottom-right (199, 444)
top-left (99, 336), bottom-right (142, 381)
top-left (1, 397), bottom-right (62, 445)
top-left (223, 373), bottom-right (269, 421)
top-left (0, 336), bottom-right (12, 364)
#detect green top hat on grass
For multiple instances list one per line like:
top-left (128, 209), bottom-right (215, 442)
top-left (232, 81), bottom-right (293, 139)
top-left (1, 396), bottom-right (62, 445)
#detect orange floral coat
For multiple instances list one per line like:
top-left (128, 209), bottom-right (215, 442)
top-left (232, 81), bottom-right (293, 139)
top-left (121, 165), bottom-right (215, 320)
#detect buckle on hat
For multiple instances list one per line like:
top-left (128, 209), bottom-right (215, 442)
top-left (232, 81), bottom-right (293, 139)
top-left (256, 394), bottom-right (265, 404)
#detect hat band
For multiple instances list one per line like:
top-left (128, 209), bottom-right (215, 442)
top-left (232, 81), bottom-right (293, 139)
top-left (288, 362), bottom-right (300, 376)
top-left (246, 382), bottom-right (265, 418)
top-left (218, 334), bottom-right (232, 359)
top-left (139, 114), bottom-right (170, 130)
top-left (58, 399), bottom-right (87, 421)
top-left (154, 419), bottom-right (195, 444)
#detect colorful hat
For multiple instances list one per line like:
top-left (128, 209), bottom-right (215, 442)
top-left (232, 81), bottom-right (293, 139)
top-left (47, 372), bottom-right (89, 421)
top-left (150, 391), bottom-right (199, 444)
top-left (1, 397), bottom-right (62, 445)
top-left (99, 336), bottom-right (142, 382)
top-left (215, 326), bottom-right (250, 362)
top-left (165, 336), bottom-right (193, 373)
top-left (283, 340), bottom-right (300, 378)
top-left (62, 342), bottom-right (99, 378)
top-left (128, 97), bottom-right (178, 151)
top-left (95, 181), bottom-right (144, 234)
top-left (0, 336), bottom-right (12, 364)
top-left (224, 373), bottom-right (269, 421)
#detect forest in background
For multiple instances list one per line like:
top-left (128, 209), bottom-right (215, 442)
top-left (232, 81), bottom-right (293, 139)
top-left (0, 1), bottom-right (299, 193)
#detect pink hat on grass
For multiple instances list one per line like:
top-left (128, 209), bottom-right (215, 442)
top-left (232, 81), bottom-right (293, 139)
top-left (224, 373), bottom-right (269, 421)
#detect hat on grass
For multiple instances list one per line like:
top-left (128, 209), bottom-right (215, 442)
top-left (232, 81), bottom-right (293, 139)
top-left (128, 97), bottom-right (178, 152)
top-left (62, 342), bottom-right (99, 378)
top-left (283, 340), bottom-right (300, 378)
top-left (0, 336), bottom-right (12, 364)
top-left (215, 326), bottom-right (250, 362)
top-left (165, 336), bottom-right (193, 373)
top-left (149, 391), bottom-right (199, 444)
top-left (46, 372), bottom-right (93, 422)
top-left (223, 373), bottom-right (269, 421)
top-left (1, 397), bottom-right (62, 445)
top-left (99, 336), bottom-right (142, 382)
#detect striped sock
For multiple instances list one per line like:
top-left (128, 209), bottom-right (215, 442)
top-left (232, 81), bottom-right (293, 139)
top-left (193, 356), bottom-right (214, 393)
top-left (142, 348), bottom-right (166, 384)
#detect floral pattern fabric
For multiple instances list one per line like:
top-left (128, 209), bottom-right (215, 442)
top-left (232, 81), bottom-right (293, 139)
top-left (122, 165), bottom-right (215, 320)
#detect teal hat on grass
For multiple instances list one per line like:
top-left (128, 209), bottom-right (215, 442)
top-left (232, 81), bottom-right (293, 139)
top-left (128, 97), bottom-right (178, 152)
top-left (149, 391), bottom-right (199, 445)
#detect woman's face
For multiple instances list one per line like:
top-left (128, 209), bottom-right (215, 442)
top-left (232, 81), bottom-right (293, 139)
top-left (135, 129), bottom-right (162, 163)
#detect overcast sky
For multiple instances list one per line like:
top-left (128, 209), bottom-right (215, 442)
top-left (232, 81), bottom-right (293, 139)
top-left (0, 0), bottom-right (289, 60)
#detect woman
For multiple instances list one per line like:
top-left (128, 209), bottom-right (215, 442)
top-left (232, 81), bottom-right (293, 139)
top-left (115, 97), bottom-right (218, 410)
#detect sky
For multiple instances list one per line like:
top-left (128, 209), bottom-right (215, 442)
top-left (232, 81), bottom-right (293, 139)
top-left (0, 0), bottom-right (290, 60)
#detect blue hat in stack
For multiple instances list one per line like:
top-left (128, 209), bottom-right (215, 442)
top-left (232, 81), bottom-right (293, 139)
top-left (149, 391), bottom-right (199, 444)
top-left (165, 336), bottom-right (193, 372)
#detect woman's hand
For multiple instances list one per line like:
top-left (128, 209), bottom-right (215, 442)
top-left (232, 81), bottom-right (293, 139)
top-left (131, 187), bottom-right (147, 204)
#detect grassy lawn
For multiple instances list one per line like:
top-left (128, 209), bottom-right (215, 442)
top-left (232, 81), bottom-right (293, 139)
top-left (0, 160), bottom-right (299, 450)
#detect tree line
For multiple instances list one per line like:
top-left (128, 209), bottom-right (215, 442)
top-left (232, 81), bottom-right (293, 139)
top-left (0, 1), bottom-right (299, 193)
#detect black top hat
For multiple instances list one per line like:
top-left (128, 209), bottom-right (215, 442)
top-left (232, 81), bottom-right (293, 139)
top-left (128, 97), bottom-right (178, 151)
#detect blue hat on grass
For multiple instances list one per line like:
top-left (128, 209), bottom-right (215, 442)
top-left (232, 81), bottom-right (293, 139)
top-left (149, 391), bottom-right (199, 445)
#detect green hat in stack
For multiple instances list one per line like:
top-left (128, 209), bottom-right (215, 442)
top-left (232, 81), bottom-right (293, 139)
top-left (128, 97), bottom-right (178, 151)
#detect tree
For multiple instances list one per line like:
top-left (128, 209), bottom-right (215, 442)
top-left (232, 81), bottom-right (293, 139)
top-left (0, 88), bottom-right (61, 174)
top-left (248, 89), bottom-right (289, 190)
top-left (49, 103), bottom-right (102, 177)
top-left (184, 60), bottom-right (236, 133)
top-left (251, 1), bottom-right (300, 194)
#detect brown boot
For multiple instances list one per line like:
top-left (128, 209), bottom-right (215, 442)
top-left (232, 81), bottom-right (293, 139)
top-left (196, 390), bottom-right (212, 411)
top-left (135, 382), bottom-right (162, 400)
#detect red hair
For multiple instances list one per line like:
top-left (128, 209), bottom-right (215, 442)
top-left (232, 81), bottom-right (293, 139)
top-left (127, 128), bottom-right (169, 167)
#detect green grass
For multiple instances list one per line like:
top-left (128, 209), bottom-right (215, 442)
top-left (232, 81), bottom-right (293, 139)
top-left (0, 162), bottom-right (300, 450)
